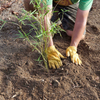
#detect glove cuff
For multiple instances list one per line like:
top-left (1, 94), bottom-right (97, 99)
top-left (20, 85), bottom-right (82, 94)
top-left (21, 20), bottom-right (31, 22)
top-left (68, 46), bottom-right (77, 52)
top-left (45, 45), bottom-right (55, 54)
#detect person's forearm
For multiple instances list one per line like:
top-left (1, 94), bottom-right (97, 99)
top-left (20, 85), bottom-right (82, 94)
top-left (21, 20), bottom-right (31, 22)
top-left (44, 16), bottom-right (54, 47)
top-left (70, 8), bottom-right (89, 47)
top-left (41, 4), bottom-right (53, 47)
top-left (44, 6), bottom-right (53, 46)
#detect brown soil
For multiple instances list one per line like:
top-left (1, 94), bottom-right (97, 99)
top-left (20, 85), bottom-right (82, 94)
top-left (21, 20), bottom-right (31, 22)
top-left (0, 0), bottom-right (100, 100)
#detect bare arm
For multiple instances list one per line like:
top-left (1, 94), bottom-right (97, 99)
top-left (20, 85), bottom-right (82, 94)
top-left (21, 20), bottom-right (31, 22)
top-left (40, 4), bottom-right (54, 47)
top-left (70, 8), bottom-right (89, 47)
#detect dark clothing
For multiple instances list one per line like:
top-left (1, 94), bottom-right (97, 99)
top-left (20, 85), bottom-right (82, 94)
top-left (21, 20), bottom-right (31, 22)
top-left (51, 2), bottom-right (86, 34)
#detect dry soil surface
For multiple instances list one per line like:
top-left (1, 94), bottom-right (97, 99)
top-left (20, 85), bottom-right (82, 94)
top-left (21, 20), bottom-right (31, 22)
top-left (0, 0), bottom-right (100, 100)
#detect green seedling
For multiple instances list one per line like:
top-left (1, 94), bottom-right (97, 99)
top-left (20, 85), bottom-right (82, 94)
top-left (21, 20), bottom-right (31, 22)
top-left (0, 0), bottom-right (65, 71)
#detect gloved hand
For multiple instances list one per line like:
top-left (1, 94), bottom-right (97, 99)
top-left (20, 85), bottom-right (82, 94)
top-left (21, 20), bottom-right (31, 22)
top-left (46, 45), bottom-right (65, 69)
top-left (66, 46), bottom-right (82, 65)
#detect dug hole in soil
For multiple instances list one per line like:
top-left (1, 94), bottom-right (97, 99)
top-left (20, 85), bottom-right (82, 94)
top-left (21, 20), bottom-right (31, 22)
top-left (0, 0), bottom-right (100, 100)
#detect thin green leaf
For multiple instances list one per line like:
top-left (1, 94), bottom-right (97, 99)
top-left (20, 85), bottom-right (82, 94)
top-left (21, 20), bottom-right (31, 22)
top-left (17, 30), bottom-right (25, 38)
top-left (0, 21), bottom-right (6, 30)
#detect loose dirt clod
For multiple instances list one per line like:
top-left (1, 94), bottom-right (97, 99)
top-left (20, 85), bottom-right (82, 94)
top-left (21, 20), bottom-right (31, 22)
top-left (0, 1), bottom-right (16, 12)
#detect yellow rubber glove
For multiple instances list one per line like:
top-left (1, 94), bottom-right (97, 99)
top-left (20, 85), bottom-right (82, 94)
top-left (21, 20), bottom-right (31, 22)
top-left (66, 46), bottom-right (82, 65)
top-left (46, 45), bottom-right (65, 69)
